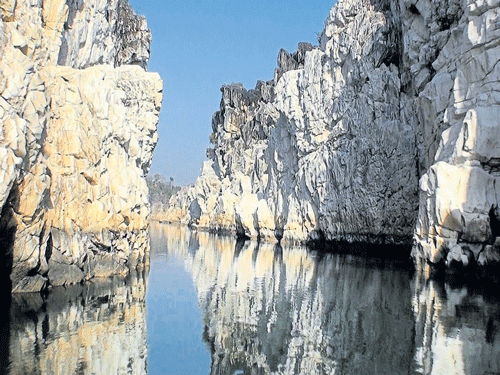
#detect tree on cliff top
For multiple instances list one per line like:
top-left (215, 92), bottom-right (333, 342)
top-left (146, 174), bottom-right (180, 206)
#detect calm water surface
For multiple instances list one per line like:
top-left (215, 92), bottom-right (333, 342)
top-left (2, 222), bottom-right (500, 374)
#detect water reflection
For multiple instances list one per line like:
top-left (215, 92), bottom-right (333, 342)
top-left (154, 224), bottom-right (414, 374)
top-left (3, 273), bottom-right (147, 375)
top-left (153, 223), bottom-right (500, 375)
top-left (148, 223), bottom-right (211, 374)
top-left (413, 278), bottom-right (500, 374)
top-left (3, 224), bottom-right (500, 375)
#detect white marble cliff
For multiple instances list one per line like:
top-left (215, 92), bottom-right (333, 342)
top-left (0, 0), bottom-right (163, 292)
top-left (166, 0), bottom-right (500, 276)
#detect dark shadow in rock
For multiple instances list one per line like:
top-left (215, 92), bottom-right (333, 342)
top-left (0, 185), bottom-right (17, 295)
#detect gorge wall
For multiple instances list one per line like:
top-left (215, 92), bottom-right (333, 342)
top-left (166, 0), bottom-right (500, 275)
top-left (0, 0), bottom-right (163, 292)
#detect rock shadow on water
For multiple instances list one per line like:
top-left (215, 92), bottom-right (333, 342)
top-left (2, 271), bottom-right (148, 375)
top-left (307, 234), bottom-right (415, 268)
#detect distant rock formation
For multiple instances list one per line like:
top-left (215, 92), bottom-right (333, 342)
top-left (0, 0), bottom-right (163, 292)
top-left (146, 174), bottom-right (181, 222)
top-left (166, 0), bottom-right (500, 276)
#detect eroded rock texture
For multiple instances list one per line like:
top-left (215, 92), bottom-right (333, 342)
top-left (0, 0), bottom-right (162, 292)
top-left (167, 0), bottom-right (500, 274)
top-left (408, 0), bottom-right (500, 275)
top-left (167, 0), bottom-right (419, 246)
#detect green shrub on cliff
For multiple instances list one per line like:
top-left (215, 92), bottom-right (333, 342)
top-left (146, 174), bottom-right (180, 206)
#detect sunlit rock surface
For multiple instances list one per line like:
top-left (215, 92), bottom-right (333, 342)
top-left (152, 223), bottom-right (500, 374)
top-left (166, 0), bottom-right (500, 276)
top-left (0, 0), bottom-right (162, 292)
top-left (2, 272), bottom-right (148, 375)
top-left (409, 0), bottom-right (500, 275)
top-left (166, 0), bottom-right (419, 246)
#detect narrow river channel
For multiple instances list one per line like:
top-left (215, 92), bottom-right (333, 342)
top-left (2, 222), bottom-right (500, 374)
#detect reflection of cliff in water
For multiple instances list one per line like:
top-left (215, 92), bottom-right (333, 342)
top-left (2, 273), bottom-right (148, 375)
top-left (152, 223), bottom-right (500, 375)
top-left (200, 242), bottom-right (415, 374)
top-left (413, 278), bottom-right (500, 374)
top-left (155, 224), bottom-right (415, 374)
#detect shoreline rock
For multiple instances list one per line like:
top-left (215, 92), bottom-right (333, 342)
top-left (166, 0), bottom-right (500, 277)
top-left (0, 0), bottom-right (163, 293)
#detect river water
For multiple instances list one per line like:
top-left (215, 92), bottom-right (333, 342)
top-left (2, 222), bottom-right (500, 374)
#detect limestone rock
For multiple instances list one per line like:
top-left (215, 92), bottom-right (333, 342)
top-left (167, 0), bottom-right (419, 246)
top-left (167, 0), bottom-right (500, 276)
top-left (11, 274), bottom-right (47, 293)
top-left (477, 244), bottom-right (500, 277)
top-left (0, 0), bottom-right (162, 292)
top-left (411, 0), bottom-right (500, 273)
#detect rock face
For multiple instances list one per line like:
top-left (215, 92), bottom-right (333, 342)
top-left (407, 0), bottom-right (500, 275)
top-left (0, 0), bottom-right (162, 292)
top-left (167, 0), bottom-right (500, 274)
top-left (167, 0), bottom-right (419, 244)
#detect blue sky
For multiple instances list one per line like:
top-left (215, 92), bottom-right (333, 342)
top-left (129, 0), bottom-right (335, 185)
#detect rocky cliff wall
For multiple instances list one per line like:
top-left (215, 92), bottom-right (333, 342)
top-left (407, 0), bottom-right (500, 275)
top-left (0, 0), bottom-right (163, 292)
top-left (166, 0), bottom-right (500, 275)
top-left (166, 0), bottom-right (420, 245)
